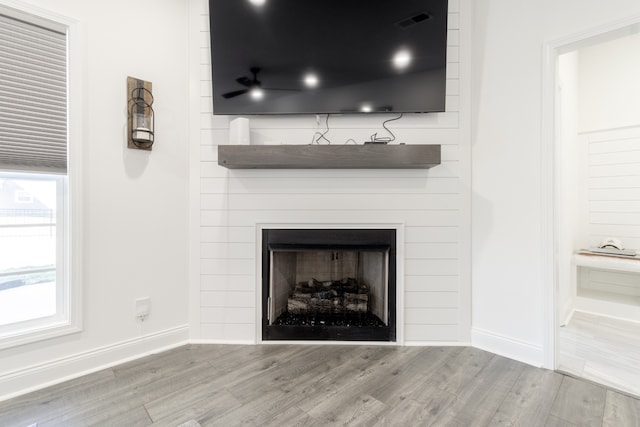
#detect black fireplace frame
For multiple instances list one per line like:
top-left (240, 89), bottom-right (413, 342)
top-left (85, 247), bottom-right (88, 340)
top-left (261, 228), bottom-right (397, 342)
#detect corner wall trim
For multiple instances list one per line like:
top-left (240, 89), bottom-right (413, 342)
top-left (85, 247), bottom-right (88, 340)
top-left (471, 327), bottom-right (544, 368)
top-left (0, 325), bottom-right (189, 402)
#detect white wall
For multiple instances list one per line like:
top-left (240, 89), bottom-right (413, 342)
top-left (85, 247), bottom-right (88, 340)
top-left (191, 0), bottom-right (472, 345)
top-left (578, 32), bottom-right (640, 132)
top-left (0, 0), bottom-right (190, 400)
top-left (471, 0), bottom-right (640, 367)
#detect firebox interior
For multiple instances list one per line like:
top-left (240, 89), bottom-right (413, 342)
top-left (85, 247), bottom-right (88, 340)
top-left (262, 229), bottom-right (396, 341)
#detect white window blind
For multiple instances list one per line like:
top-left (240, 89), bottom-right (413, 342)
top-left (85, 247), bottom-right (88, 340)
top-left (0, 12), bottom-right (67, 173)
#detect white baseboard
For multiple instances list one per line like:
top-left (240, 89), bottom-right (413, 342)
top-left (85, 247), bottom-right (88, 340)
top-left (188, 339), bottom-right (256, 345)
top-left (471, 327), bottom-right (544, 367)
top-left (405, 341), bottom-right (471, 347)
top-left (0, 325), bottom-right (189, 402)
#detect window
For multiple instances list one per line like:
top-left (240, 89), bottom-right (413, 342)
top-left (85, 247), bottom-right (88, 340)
top-left (0, 173), bottom-right (65, 328)
top-left (0, 5), bottom-right (79, 348)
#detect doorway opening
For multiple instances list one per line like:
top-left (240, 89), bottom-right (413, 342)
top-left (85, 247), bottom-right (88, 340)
top-left (549, 20), bottom-right (640, 397)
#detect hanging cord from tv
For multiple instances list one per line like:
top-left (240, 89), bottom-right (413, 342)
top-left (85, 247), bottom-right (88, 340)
top-left (368, 112), bottom-right (403, 144)
top-left (311, 114), bottom-right (332, 144)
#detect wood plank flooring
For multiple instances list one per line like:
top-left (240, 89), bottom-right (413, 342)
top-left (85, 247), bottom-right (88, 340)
top-left (558, 310), bottom-right (640, 397)
top-left (1, 344), bottom-right (639, 426)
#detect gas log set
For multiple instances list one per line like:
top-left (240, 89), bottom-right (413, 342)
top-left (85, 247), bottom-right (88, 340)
top-left (288, 277), bottom-right (368, 314)
top-left (273, 277), bottom-right (385, 328)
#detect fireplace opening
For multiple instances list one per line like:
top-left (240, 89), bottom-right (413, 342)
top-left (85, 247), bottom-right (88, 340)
top-left (262, 229), bottom-right (396, 341)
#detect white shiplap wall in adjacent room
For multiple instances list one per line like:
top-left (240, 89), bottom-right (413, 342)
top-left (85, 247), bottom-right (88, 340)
top-left (576, 126), bottom-right (640, 317)
top-left (585, 126), bottom-right (640, 250)
top-left (191, 0), bottom-right (470, 344)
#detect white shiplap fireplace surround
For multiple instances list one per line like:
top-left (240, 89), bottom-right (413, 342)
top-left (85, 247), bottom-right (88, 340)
top-left (194, 0), bottom-right (470, 345)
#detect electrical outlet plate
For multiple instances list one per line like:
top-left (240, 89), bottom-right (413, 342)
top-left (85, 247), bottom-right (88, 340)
top-left (135, 297), bottom-right (150, 319)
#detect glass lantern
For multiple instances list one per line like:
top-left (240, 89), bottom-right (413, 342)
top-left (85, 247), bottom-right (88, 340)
top-left (130, 86), bottom-right (154, 146)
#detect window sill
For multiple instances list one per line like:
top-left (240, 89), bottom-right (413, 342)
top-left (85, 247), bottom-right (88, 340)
top-left (0, 320), bottom-right (81, 351)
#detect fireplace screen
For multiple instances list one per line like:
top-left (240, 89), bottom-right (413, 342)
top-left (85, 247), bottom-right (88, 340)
top-left (262, 229), bottom-right (396, 341)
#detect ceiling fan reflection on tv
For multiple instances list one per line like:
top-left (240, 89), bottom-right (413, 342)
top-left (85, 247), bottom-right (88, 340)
top-left (221, 67), bottom-right (299, 99)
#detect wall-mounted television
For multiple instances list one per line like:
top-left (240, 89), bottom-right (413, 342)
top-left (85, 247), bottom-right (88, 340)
top-left (209, 0), bottom-right (449, 115)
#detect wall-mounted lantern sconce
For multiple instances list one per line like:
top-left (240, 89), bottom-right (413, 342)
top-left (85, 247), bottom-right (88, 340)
top-left (127, 76), bottom-right (154, 150)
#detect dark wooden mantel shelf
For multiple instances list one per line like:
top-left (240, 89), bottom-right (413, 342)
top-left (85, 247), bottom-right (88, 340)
top-left (217, 144), bottom-right (441, 169)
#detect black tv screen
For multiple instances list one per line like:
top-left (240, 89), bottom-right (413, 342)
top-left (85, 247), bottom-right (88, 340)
top-left (209, 0), bottom-right (448, 115)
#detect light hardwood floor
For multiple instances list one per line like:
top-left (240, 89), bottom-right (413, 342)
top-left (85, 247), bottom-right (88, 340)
top-left (558, 310), bottom-right (640, 398)
top-left (1, 344), bottom-right (639, 426)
